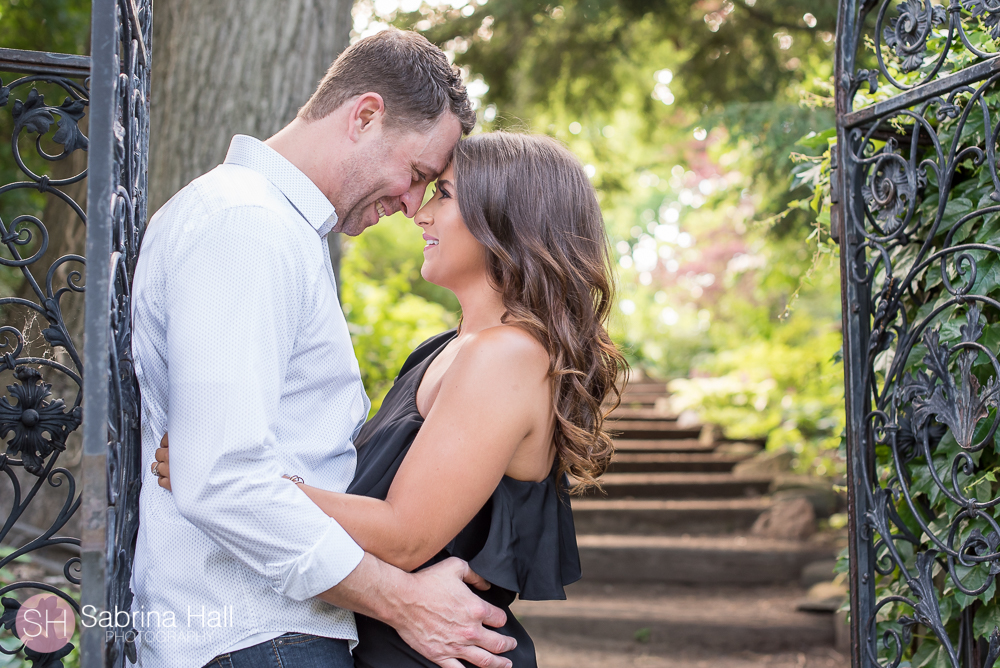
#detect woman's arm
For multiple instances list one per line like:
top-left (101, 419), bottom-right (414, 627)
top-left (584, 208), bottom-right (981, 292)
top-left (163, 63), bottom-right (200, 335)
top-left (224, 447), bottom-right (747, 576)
top-left (156, 327), bottom-right (552, 571)
top-left (293, 327), bottom-right (551, 571)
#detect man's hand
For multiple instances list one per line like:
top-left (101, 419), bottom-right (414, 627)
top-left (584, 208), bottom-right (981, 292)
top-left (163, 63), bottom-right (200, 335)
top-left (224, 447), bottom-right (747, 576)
top-left (156, 428), bottom-right (515, 666)
top-left (319, 554), bottom-right (516, 668)
top-left (154, 433), bottom-right (171, 490)
top-left (393, 558), bottom-right (515, 668)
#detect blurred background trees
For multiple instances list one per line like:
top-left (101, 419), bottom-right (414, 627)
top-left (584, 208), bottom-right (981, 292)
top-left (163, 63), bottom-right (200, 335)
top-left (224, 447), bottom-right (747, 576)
top-left (344, 0), bottom-right (846, 473)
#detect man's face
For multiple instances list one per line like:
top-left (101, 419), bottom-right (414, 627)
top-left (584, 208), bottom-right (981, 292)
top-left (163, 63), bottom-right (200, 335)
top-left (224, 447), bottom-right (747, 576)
top-left (333, 112), bottom-right (463, 236)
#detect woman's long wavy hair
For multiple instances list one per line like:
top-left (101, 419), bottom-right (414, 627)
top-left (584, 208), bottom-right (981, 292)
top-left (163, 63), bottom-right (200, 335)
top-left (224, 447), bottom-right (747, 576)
top-left (452, 132), bottom-right (628, 492)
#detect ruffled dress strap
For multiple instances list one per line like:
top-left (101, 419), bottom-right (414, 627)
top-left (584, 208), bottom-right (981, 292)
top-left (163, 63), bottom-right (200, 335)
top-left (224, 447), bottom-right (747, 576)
top-left (445, 469), bottom-right (582, 601)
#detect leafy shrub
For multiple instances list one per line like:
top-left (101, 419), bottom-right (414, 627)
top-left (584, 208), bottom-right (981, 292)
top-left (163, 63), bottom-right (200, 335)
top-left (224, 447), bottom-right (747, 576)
top-left (339, 219), bottom-right (457, 415)
top-left (669, 315), bottom-right (845, 476)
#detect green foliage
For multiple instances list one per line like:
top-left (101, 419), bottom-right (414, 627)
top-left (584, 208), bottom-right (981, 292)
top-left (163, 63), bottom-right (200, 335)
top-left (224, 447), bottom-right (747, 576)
top-left (396, 0), bottom-right (837, 116)
top-left (0, 0), bottom-right (90, 54)
top-left (340, 217), bottom-right (457, 414)
top-left (669, 314), bottom-right (845, 475)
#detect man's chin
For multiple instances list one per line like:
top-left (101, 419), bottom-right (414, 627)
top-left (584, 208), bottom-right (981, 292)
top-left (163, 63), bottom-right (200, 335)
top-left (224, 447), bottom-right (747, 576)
top-left (334, 216), bottom-right (378, 237)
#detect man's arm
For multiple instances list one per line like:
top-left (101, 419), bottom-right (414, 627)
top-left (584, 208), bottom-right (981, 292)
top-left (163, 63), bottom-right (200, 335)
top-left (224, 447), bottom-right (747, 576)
top-left (165, 207), bottom-right (362, 600)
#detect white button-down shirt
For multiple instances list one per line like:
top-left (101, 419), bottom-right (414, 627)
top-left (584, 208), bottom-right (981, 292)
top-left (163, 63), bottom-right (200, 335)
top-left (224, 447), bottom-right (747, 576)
top-left (130, 135), bottom-right (369, 668)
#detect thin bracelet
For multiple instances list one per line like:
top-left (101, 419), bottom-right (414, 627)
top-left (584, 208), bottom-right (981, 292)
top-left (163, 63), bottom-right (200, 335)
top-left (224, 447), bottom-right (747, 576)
top-left (282, 474), bottom-right (305, 485)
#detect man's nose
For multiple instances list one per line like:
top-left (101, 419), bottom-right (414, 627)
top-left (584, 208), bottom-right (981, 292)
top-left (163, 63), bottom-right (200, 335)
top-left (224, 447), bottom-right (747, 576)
top-left (399, 183), bottom-right (428, 218)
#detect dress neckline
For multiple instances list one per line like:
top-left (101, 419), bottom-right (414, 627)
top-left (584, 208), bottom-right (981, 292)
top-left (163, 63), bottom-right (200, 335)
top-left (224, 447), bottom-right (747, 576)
top-left (407, 329), bottom-right (459, 421)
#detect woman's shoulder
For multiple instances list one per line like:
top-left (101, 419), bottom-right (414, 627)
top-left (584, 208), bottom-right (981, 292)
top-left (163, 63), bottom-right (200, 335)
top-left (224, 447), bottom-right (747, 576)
top-left (463, 325), bottom-right (548, 366)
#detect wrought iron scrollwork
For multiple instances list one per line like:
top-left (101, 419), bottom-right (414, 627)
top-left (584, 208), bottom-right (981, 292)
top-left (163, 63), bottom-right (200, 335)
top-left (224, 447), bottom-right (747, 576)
top-left (0, 367), bottom-right (82, 476)
top-left (963, 0), bottom-right (1000, 40)
top-left (882, 1), bottom-right (948, 74)
top-left (837, 1), bottom-right (1000, 666)
top-left (0, 60), bottom-right (90, 665)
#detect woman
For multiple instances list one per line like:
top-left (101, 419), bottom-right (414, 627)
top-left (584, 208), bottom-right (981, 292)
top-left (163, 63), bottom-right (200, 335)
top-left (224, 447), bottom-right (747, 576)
top-left (156, 132), bottom-right (626, 667)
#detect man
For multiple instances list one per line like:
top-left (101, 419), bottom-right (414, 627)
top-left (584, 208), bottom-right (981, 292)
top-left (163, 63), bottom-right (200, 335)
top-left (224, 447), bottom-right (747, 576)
top-left (130, 29), bottom-right (516, 668)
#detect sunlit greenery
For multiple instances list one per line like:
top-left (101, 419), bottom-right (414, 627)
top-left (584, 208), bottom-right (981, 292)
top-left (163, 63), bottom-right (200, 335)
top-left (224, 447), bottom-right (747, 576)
top-left (340, 219), bottom-right (458, 414)
top-left (341, 0), bottom-right (846, 477)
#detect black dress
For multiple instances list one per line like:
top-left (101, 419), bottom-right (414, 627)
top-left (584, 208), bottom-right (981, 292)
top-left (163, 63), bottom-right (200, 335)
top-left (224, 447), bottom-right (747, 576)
top-left (347, 330), bottom-right (582, 668)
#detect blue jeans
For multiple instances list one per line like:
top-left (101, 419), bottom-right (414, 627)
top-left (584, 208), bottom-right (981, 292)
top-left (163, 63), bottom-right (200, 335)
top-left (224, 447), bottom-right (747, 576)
top-left (202, 633), bottom-right (353, 668)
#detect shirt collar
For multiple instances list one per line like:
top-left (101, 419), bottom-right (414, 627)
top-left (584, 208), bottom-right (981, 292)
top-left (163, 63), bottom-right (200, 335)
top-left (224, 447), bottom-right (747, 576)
top-left (223, 135), bottom-right (339, 237)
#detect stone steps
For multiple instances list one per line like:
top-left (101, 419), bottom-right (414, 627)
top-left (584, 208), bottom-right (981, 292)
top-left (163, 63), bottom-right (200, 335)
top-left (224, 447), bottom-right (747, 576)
top-left (607, 408), bottom-right (678, 421)
top-left (612, 421), bottom-right (703, 440)
top-left (608, 452), bottom-right (747, 473)
top-left (584, 472), bottom-right (772, 499)
top-left (529, 381), bottom-right (845, 665)
top-left (513, 582), bottom-right (836, 654)
top-left (576, 534), bottom-right (835, 585)
top-left (619, 383), bottom-right (669, 396)
top-left (617, 385), bottom-right (669, 409)
top-left (618, 397), bottom-right (661, 408)
top-left (530, 640), bottom-right (848, 668)
top-left (572, 498), bottom-right (771, 535)
top-left (612, 439), bottom-right (715, 453)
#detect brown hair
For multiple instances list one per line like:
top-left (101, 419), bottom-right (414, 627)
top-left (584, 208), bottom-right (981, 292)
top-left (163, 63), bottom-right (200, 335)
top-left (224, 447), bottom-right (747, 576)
top-left (452, 132), bottom-right (628, 491)
top-left (298, 29), bottom-right (476, 134)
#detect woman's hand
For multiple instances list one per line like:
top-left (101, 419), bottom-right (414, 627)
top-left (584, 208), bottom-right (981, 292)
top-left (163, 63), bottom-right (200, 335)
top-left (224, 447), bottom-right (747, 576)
top-left (153, 433), bottom-right (171, 490)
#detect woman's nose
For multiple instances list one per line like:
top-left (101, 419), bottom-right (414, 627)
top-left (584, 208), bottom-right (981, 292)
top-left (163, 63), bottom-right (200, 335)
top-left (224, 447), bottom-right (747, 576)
top-left (414, 204), bottom-right (431, 227)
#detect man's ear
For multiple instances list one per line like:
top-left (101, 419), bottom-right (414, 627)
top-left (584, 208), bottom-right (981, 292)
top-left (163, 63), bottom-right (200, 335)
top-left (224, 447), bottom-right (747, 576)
top-left (348, 93), bottom-right (385, 142)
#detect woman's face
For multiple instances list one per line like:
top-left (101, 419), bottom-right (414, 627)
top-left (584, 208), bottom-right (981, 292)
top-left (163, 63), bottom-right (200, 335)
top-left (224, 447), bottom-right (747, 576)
top-left (414, 164), bottom-right (488, 291)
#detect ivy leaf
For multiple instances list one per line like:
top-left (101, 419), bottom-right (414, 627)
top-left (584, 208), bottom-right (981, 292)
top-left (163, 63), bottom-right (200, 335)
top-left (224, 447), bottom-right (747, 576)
top-left (913, 642), bottom-right (949, 668)
top-left (797, 127), bottom-right (836, 150)
top-left (952, 563), bottom-right (996, 607)
top-left (975, 325), bottom-right (1000, 370)
top-left (975, 601), bottom-right (1000, 640)
top-left (941, 197), bottom-right (975, 232)
top-left (972, 258), bottom-right (1000, 298)
top-left (939, 591), bottom-right (960, 625)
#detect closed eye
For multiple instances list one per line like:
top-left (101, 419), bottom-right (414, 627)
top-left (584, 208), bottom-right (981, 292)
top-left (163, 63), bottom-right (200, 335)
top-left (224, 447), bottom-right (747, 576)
top-left (435, 179), bottom-right (453, 199)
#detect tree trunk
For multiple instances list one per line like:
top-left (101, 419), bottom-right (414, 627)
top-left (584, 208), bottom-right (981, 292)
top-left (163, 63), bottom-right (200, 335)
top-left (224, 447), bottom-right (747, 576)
top-left (148, 0), bottom-right (353, 272)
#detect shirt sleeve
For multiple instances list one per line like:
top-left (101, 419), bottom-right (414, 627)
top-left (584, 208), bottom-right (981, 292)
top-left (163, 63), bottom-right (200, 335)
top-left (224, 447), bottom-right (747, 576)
top-left (163, 204), bottom-right (364, 601)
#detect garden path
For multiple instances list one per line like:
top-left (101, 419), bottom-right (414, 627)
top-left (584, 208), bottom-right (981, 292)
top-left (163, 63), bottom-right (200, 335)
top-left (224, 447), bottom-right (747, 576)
top-left (513, 380), bottom-right (849, 667)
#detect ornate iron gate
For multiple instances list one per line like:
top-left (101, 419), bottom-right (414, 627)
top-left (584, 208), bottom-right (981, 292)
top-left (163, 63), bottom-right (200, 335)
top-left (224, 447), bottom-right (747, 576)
top-left (837, 1), bottom-right (1000, 667)
top-left (0, 0), bottom-right (151, 665)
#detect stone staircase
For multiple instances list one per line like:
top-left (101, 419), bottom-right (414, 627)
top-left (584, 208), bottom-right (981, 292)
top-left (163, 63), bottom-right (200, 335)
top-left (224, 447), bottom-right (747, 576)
top-left (512, 380), bottom-right (849, 667)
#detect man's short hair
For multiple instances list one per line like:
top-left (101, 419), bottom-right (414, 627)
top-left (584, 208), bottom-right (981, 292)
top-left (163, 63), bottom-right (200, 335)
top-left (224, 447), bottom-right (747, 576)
top-left (299, 29), bottom-right (476, 135)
